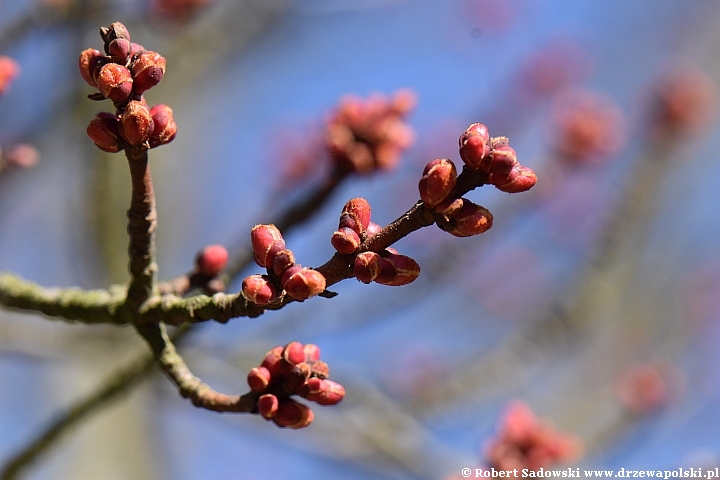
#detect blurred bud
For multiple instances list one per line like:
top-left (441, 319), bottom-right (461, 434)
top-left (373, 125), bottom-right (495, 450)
top-left (107, 38), bottom-right (131, 62)
top-left (650, 66), bottom-right (717, 136)
top-left (353, 251), bottom-right (382, 284)
top-left (390, 88), bottom-right (417, 114)
top-left (272, 249), bottom-right (296, 277)
top-left (242, 274), bottom-right (276, 306)
top-left (282, 342), bottom-right (306, 366)
top-left (311, 360), bottom-right (330, 379)
top-left (3, 144), bottom-right (39, 169)
top-left (445, 200), bottom-right (493, 237)
top-left (132, 51), bottom-right (166, 94)
top-left (87, 112), bottom-right (121, 153)
top-left (273, 399), bottom-right (314, 429)
top-left (488, 145), bottom-right (518, 175)
top-left (149, 104), bottom-right (177, 147)
top-left (492, 165), bottom-right (537, 193)
top-left (459, 123), bottom-right (491, 170)
top-left (283, 268), bottom-right (326, 301)
top-left (303, 343), bottom-right (321, 362)
top-left (247, 366), bottom-right (272, 392)
top-left (339, 197), bottom-right (372, 235)
top-left (195, 244), bottom-right (228, 276)
top-left (250, 224), bottom-right (285, 268)
top-left (366, 221), bottom-right (382, 237)
top-left (78, 49), bottom-right (104, 88)
top-left (375, 254), bottom-right (421, 286)
top-left (257, 393), bottom-right (278, 420)
top-left (96, 63), bottom-right (133, 103)
top-left (331, 227), bottom-right (361, 254)
top-left (419, 158), bottom-right (457, 208)
top-left (120, 101), bottom-right (154, 146)
top-left (261, 346), bottom-right (284, 376)
top-left (287, 362), bottom-right (312, 390)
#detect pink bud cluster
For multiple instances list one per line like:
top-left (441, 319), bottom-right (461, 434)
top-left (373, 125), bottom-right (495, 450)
top-left (325, 90), bottom-right (416, 174)
top-left (616, 363), bottom-right (676, 414)
top-left (247, 342), bottom-right (345, 429)
top-left (242, 224), bottom-right (327, 305)
top-left (484, 402), bottom-right (582, 471)
top-left (329, 197), bottom-right (421, 286)
top-left (80, 22), bottom-right (176, 152)
top-left (459, 123), bottom-right (537, 193)
top-left (0, 56), bottom-right (20, 97)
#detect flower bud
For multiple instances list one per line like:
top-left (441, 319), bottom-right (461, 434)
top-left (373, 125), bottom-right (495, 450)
top-left (419, 158), bottom-right (457, 208)
top-left (120, 101), bottom-right (154, 146)
top-left (78, 49), bottom-right (105, 87)
top-left (492, 165), bottom-right (537, 193)
top-left (107, 38), bottom-right (131, 62)
top-left (375, 254), bottom-right (421, 286)
top-left (273, 399), bottom-right (314, 429)
top-left (488, 145), bottom-right (518, 175)
top-left (353, 251), bottom-right (382, 283)
top-left (129, 43), bottom-right (145, 56)
top-left (339, 197), bottom-right (371, 235)
top-left (272, 249), bottom-right (295, 277)
top-left (194, 244), bottom-right (228, 276)
top-left (149, 104), bottom-right (177, 147)
top-left (287, 362), bottom-right (312, 390)
top-left (311, 379), bottom-right (345, 406)
top-left (257, 393), bottom-right (278, 420)
top-left (366, 221), bottom-right (382, 237)
top-left (3, 144), bottom-right (39, 169)
top-left (280, 265), bottom-right (303, 287)
top-left (459, 123), bottom-right (491, 170)
top-left (247, 366), bottom-right (272, 392)
top-left (96, 63), bottom-right (133, 102)
top-left (445, 200), bottom-right (493, 237)
top-left (131, 51), bottom-right (166, 94)
top-left (250, 224), bottom-right (285, 268)
top-left (242, 275), bottom-right (276, 306)
top-left (100, 22), bottom-right (131, 45)
top-left (331, 227), bottom-right (361, 254)
top-left (87, 112), bottom-right (121, 153)
top-left (311, 360), bottom-right (330, 379)
top-left (261, 346), bottom-right (284, 376)
top-left (282, 342), bottom-right (306, 366)
top-left (282, 268), bottom-right (326, 301)
top-left (303, 343), bottom-right (321, 362)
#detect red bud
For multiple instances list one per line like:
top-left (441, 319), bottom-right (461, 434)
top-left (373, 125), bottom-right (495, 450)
top-left (282, 268), bottom-right (326, 301)
top-left (250, 224), bottom-right (285, 268)
top-left (87, 112), bottom-right (121, 152)
top-left (419, 158), bottom-right (457, 208)
top-left (273, 399), bottom-right (314, 429)
top-left (131, 51), bottom-right (166, 94)
top-left (459, 123), bottom-right (491, 170)
top-left (488, 145), bottom-right (518, 175)
top-left (493, 165), bottom-right (537, 193)
top-left (149, 104), bottom-right (177, 147)
top-left (241, 275), bottom-right (276, 306)
top-left (78, 49), bottom-right (105, 87)
top-left (303, 343), bottom-right (321, 362)
top-left (195, 244), bottom-right (228, 276)
top-left (247, 366), bottom-right (272, 392)
top-left (257, 394), bottom-right (278, 419)
top-left (331, 227), bottom-right (361, 254)
top-left (353, 251), bottom-right (382, 283)
top-left (445, 200), bottom-right (493, 237)
top-left (339, 197), bottom-right (372, 235)
top-left (375, 254), bottom-right (421, 286)
top-left (96, 63), bottom-right (133, 102)
top-left (119, 101), bottom-right (154, 146)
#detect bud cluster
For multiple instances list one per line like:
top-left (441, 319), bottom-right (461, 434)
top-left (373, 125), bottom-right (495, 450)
top-left (247, 342), bottom-right (345, 429)
top-left (242, 224), bottom-right (327, 305)
top-left (459, 123), bottom-right (537, 193)
top-left (484, 402), bottom-right (582, 471)
top-left (325, 90), bottom-right (416, 173)
top-left (0, 143), bottom-right (40, 174)
top-left (328, 197), bottom-right (421, 286)
top-left (0, 56), bottom-right (20, 98)
top-left (80, 22), bottom-right (176, 152)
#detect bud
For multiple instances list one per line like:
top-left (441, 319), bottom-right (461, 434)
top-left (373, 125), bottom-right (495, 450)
top-left (261, 346), bottom-right (284, 376)
top-left (282, 268), bottom-right (326, 301)
top-left (129, 43), bottom-right (145, 56)
top-left (247, 366), bottom-right (272, 392)
top-left (257, 394), bottom-right (278, 420)
top-left (492, 165), bottom-right (537, 193)
top-left (311, 360), bottom-right (330, 379)
top-left (433, 197), bottom-right (464, 217)
top-left (96, 63), bottom-right (133, 102)
top-left (361, 224), bottom-right (380, 241)
top-left (250, 224), bottom-right (285, 268)
top-left (339, 197), bottom-right (371, 235)
top-left (303, 343), bottom-right (321, 362)
top-left (445, 200), bottom-right (493, 237)
top-left (419, 158), bottom-right (457, 208)
top-left (78, 49), bottom-right (105, 87)
top-left (195, 244), bottom-right (228, 276)
top-left (241, 275), bottom-right (276, 306)
top-left (287, 362), bottom-right (312, 390)
top-left (149, 104), bottom-right (177, 147)
top-left (488, 145), bottom-right (518, 175)
top-left (87, 112), bottom-right (121, 152)
top-left (119, 101), bottom-right (154, 146)
top-left (3, 144), bottom-right (39, 169)
top-left (353, 251), bottom-right (382, 284)
top-left (459, 123), bottom-right (491, 170)
top-left (107, 38), bottom-right (131, 62)
top-left (100, 22), bottom-right (131, 45)
top-left (331, 227), bottom-right (361, 254)
top-left (0, 56), bottom-right (19, 97)
top-left (375, 254), bottom-right (421, 286)
top-left (273, 399), bottom-right (314, 429)
top-left (131, 51), bottom-right (166, 94)
top-left (272, 249), bottom-right (296, 277)
top-left (282, 341), bottom-right (306, 366)
top-left (310, 379), bottom-right (345, 406)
